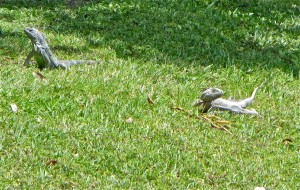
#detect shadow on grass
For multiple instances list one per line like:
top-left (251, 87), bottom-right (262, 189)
top-left (1, 0), bottom-right (300, 77)
top-left (0, 0), bottom-right (82, 9)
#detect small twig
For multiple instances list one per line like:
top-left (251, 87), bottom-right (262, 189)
top-left (201, 115), bottom-right (232, 134)
top-left (172, 106), bottom-right (232, 134)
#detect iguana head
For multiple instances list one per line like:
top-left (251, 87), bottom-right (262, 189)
top-left (24, 27), bottom-right (45, 43)
top-left (200, 88), bottom-right (223, 102)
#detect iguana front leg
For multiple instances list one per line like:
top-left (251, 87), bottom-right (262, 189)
top-left (24, 50), bottom-right (34, 66)
top-left (39, 46), bottom-right (61, 68)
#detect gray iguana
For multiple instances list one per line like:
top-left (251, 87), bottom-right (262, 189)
top-left (192, 86), bottom-right (261, 115)
top-left (24, 27), bottom-right (103, 69)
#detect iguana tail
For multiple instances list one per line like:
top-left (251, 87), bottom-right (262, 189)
top-left (58, 60), bottom-right (104, 68)
top-left (237, 80), bottom-right (266, 108)
top-left (236, 87), bottom-right (259, 108)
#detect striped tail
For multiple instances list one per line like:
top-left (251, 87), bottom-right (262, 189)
top-left (58, 60), bottom-right (104, 68)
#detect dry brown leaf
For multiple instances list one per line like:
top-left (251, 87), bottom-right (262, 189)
top-left (32, 71), bottom-right (48, 82)
top-left (10, 103), bottom-right (18, 113)
top-left (203, 115), bottom-right (232, 134)
top-left (147, 96), bottom-right (154, 104)
top-left (79, 103), bottom-right (86, 109)
top-left (207, 172), bottom-right (227, 181)
top-left (282, 138), bottom-right (293, 145)
top-left (172, 107), bottom-right (184, 111)
top-left (125, 117), bottom-right (133, 123)
top-left (46, 160), bottom-right (58, 166)
top-left (210, 123), bottom-right (231, 133)
top-left (254, 187), bottom-right (265, 190)
top-left (173, 106), bottom-right (232, 134)
top-left (32, 71), bottom-right (45, 79)
top-left (206, 115), bottom-right (222, 120)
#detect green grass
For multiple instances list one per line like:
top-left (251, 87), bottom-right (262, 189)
top-left (0, 0), bottom-right (299, 189)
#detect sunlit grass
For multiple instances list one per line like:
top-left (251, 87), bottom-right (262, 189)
top-left (0, 0), bottom-right (299, 189)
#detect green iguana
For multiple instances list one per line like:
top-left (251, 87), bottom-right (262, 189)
top-left (192, 87), bottom-right (261, 115)
top-left (24, 27), bottom-right (103, 69)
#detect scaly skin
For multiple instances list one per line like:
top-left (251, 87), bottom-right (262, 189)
top-left (24, 27), bottom-right (102, 69)
top-left (193, 87), bottom-right (260, 115)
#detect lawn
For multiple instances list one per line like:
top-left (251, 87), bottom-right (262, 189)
top-left (0, 0), bottom-right (299, 189)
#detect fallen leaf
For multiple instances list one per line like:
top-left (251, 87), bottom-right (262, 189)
top-left (125, 117), bottom-right (133, 123)
top-left (32, 71), bottom-right (45, 79)
top-left (282, 138), bottom-right (293, 145)
top-left (147, 96), bottom-right (154, 104)
top-left (32, 71), bottom-right (48, 82)
top-left (254, 187), bottom-right (265, 190)
top-left (79, 103), bottom-right (86, 109)
top-left (172, 107), bottom-right (184, 111)
top-left (10, 103), bottom-right (18, 113)
top-left (46, 160), bottom-right (58, 166)
top-left (206, 115), bottom-right (222, 120)
top-left (173, 106), bottom-right (232, 134)
top-left (36, 116), bottom-right (43, 123)
top-left (207, 172), bottom-right (227, 182)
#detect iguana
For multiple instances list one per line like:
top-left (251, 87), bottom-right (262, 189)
top-left (192, 86), bottom-right (261, 115)
top-left (24, 27), bottom-right (103, 69)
